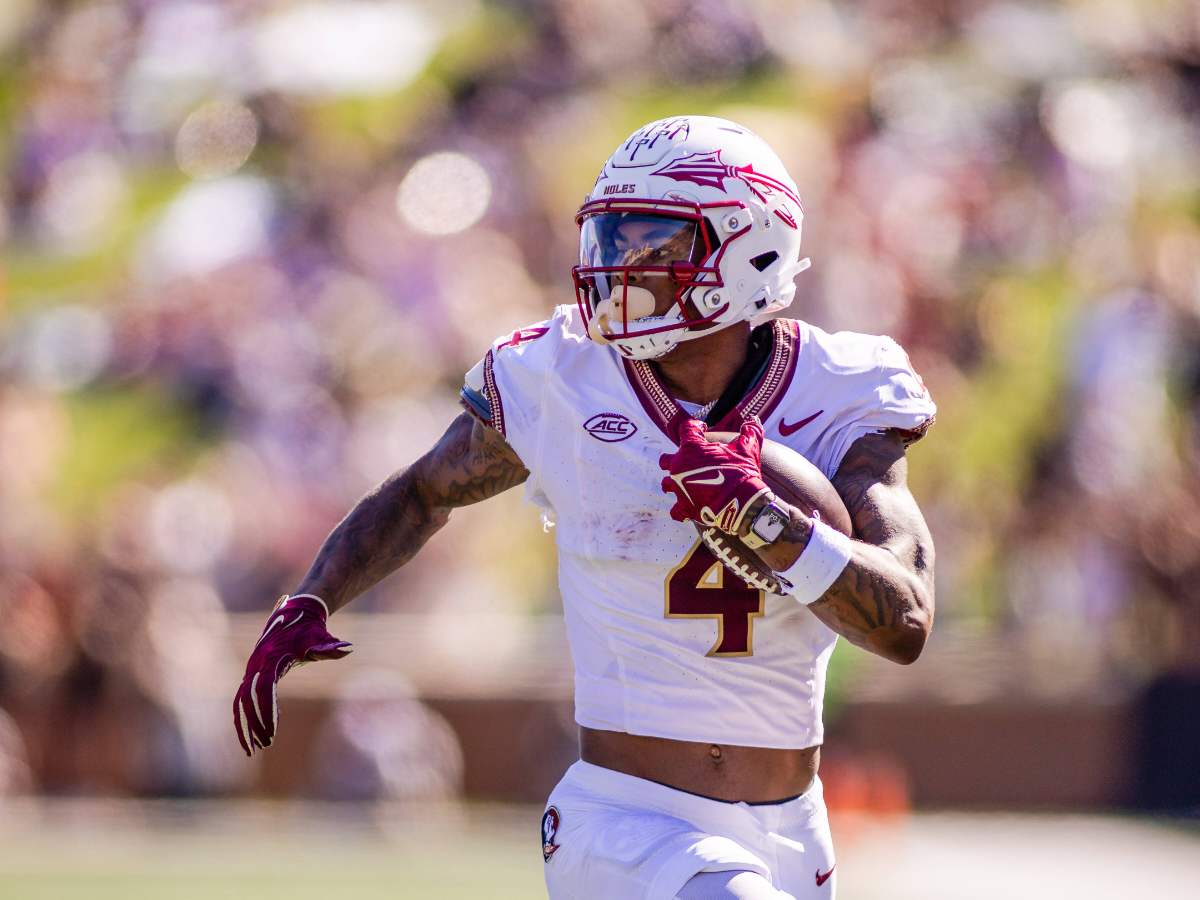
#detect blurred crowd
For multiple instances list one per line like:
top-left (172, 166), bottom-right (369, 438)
top-left (1, 0), bottom-right (1199, 798)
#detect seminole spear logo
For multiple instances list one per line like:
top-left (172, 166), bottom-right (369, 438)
top-left (651, 151), bottom-right (803, 229)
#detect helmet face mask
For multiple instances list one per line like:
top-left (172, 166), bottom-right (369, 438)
top-left (572, 117), bottom-right (810, 361)
top-left (573, 200), bottom-right (740, 357)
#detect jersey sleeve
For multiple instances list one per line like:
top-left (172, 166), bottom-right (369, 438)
top-left (460, 309), bottom-right (569, 468)
top-left (820, 335), bottom-right (936, 476)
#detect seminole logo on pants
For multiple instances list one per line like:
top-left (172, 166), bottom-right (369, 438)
top-left (542, 807), bottom-right (561, 862)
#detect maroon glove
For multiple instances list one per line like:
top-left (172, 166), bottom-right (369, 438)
top-left (659, 417), bottom-right (772, 534)
top-left (233, 594), bottom-right (351, 756)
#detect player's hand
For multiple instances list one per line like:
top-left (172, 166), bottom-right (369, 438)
top-left (658, 417), bottom-right (771, 534)
top-left (232, 594), bottom-right (352, 756)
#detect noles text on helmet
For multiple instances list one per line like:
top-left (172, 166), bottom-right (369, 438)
top-left (573, 116), bottom-right (811, 361)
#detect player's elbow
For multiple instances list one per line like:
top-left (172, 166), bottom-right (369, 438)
top-left (885, 625), bottom-right (928, 665)
top-left (884, 584), bottom-right (933, 665)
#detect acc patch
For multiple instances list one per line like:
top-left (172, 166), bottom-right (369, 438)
top-left (584, 412), bottom-right (638, 443)
top-left (541, 807), bottom-right (561, 862)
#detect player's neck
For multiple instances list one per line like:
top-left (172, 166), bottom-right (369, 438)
top-left (652, 322), bottom-right (752, 407)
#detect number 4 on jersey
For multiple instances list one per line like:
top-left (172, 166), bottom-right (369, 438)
top-left (665, 539), bottom-right (764, 657)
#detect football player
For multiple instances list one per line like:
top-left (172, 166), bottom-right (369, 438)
top-left (234, 116), bottom-right (936, 900)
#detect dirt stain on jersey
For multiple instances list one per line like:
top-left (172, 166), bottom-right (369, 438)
top-left (610, 510), bottom-right (659, 558)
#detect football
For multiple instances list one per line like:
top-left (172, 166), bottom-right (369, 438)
top-left (700, 432), bottom-right (853, 594)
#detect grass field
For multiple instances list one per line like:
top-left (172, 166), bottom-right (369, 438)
top-left (0, 800), bottom-right (542, 900)
top-left (0, 799), bottom-right (1196, 899)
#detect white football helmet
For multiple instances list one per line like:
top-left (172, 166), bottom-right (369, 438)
top-left (573, 115), bottom-right (810, 360)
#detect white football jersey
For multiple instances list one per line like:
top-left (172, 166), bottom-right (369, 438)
top-left (462, 306), bottom-right (934, 750)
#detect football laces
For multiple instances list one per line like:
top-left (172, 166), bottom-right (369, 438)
top-left (700, 528), bottom-right (784, 595)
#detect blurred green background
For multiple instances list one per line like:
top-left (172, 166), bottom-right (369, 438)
top-left (1, 0), bottom-right (1199, 897)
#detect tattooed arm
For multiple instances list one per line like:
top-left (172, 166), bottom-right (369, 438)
top-left (751, 431), bottom-right (935, 664)
top-left (293, 412), bottom-right (529, 612)
top-left (231, 412), bottom-right (527, 754)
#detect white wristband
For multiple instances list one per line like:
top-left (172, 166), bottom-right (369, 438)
top-left (777, 517), bottom-right (854, 606)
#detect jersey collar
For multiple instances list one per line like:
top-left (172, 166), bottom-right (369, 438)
top-left (622, 319), bottom-right (803, 443)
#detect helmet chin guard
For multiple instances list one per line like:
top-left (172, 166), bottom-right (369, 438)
top-left (573, 116), bottom-right (809, 360)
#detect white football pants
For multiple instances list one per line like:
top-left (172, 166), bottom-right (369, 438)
top-left (542, 760), bottom-right (836, 900)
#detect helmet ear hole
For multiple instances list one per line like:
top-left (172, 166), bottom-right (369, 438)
top-left (751, 251), bottom-right (779, 272)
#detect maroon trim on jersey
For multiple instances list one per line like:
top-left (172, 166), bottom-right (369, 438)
top-left (621, 318), bottom-right (802, 443)
top-left (714, 318), bottom-right (801, 432)
top-left (622, 356), bottom-right (679, 441)
top-left (482, 349), bottom-right (506, 437)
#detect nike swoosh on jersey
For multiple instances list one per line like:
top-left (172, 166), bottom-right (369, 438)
top-left (779, 410), bottom-right (823, 437)
top-left (815, 866), bottom-right (835, 887)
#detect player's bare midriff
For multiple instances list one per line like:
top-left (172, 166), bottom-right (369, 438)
top-left (580, 726), bottom-right (819, 804)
